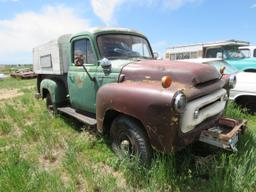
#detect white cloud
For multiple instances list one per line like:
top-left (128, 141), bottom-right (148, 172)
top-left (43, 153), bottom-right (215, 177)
top-left (91, 0), bottom-right (124, 25)
top-left (0, 0), bottom-right (19, 2)
top-left (251, 4), bottom-right (256, 8)
top-left (163, 0), bottom-right (201, 10)
top-left (0, 5), bottom-right (91, 63)
top-left (91, 0), bottom-right (201, 25)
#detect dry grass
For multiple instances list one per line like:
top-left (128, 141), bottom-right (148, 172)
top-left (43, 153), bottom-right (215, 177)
top-left (0, 77), bottom-right (255, 192)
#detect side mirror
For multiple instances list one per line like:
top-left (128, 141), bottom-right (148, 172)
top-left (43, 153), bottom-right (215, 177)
top-left (153, 52), bottom-right (159, 59)
top-left (99, 58), bottom-right (111, 68)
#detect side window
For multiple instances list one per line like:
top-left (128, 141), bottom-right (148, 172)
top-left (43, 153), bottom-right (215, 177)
top-left (73, 39), bottom-right (96, 66)
top-left (206, 48), bottom-right (222, 58)
top-left (254, 49), bottom-right (256, 58)
top-left (240, 49), bottom-right (250, 58)
top-left (87, 41), bottom-right (96, 64)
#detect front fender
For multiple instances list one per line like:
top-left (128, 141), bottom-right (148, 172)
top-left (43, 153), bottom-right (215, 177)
top-left (96, 81), bottom-right (179, 153)
top-left (40, 79), bottom-right (66, 105)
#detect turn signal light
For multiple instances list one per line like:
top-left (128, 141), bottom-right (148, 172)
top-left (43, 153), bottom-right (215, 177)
top-left (161, 76), bottom-right (172, 88)
top-left (220, 66), bottom-right (226, 75)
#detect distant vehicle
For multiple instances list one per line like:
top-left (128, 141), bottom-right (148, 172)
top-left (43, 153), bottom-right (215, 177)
top-left (165, 40), bottom-right (256, 72)
top-left (239, 46), bottom-right (256, 58)
top-left (181, 58), bottom-right (238, 78)
top-left (10, 68), bottom-right (37, 79)
top-left (230, 72), bottom-right (256, 113)
top-left (0, 73), bottom-right (8, 80)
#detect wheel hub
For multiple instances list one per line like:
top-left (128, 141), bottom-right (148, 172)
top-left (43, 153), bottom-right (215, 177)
top-left (120, 139), bottom-right (130, 153)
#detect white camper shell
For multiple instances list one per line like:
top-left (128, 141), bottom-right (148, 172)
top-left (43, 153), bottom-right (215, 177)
top-left (33, 34), bottom-right (71, 75)
top-left (165, 39), bottom-right (249, 60)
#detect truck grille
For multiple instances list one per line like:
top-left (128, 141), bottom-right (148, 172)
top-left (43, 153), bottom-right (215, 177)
top-left (181, 89), bottom-right (227, 133)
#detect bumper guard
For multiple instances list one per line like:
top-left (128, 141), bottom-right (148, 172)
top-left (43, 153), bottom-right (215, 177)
top-left (199, 118), bottom-right (247, 152)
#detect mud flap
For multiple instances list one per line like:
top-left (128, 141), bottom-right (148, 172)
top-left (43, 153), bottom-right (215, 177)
top-left (199, 118), bottom-right (247, 152)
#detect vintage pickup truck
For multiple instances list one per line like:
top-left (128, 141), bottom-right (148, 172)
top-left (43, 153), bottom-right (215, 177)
top-left (33, 28), bottom-right (246, 163)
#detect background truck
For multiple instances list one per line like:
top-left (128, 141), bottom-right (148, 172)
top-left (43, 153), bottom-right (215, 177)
top-left (229, 72), bottom-right (256, 113)
top-left (33, 28), bottom-right (246, 163)
top-left (239, 46), bottom-right (256, 58)
top-left (165, 39), bottom-right (256, 72)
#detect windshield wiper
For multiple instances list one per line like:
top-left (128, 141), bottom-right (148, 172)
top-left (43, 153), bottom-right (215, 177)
top-left (130, 56), bottom-right (152, 60)
top-left (106, 56), bottom-right (132, 60)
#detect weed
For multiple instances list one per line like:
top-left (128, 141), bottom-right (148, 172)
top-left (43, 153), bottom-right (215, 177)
top-left (0, 121), bottom-right (12, 135)
top-left (0, 77), bottom-right (256, 192)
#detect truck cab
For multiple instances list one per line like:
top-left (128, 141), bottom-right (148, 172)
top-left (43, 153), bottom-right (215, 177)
top-left (34, 28), bottom-right (246, 163)
top-left (204, 43), bottom-right (256, 72)
top-left (166, 40), bottom-right (256, 72)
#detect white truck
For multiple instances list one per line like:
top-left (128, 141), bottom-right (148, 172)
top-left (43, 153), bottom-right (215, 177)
top-left (165, 39), bottom-right (249, 60)
top-left (230, 72), bottom-right (256, 113)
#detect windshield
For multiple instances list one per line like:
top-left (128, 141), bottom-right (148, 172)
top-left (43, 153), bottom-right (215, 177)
top-left (97, 34), bottom-right (153, 60)
top-left (224, 46), bottom-right (245, 59)
top-left (225, 50), bottom-right (245, 59)
top-left (207, 60), bottom-right (238, 74)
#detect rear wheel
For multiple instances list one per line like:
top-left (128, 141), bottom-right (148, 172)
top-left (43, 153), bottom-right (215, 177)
top-left (110, 116), bottom-right (152, 164)
top-left (46, 93), bottom-right (57, 114)
top-left (236, 96), bottom-right (256, 114)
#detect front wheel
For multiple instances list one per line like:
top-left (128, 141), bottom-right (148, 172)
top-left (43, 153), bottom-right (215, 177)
top-left (110, 116), bottom-right (153, 164)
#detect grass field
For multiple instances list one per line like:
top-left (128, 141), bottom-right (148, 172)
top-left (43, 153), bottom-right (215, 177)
top-left (0, 76), bottom-right (255, 192)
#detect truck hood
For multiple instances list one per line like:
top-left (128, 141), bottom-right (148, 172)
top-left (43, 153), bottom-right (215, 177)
top-left (225, 58), bottom-right (256, 71)
top-left (121, 60), bottom-right (221, 87)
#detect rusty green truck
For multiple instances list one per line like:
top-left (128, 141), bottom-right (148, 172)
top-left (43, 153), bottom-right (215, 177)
top-left (33, 27), bottom-right (246, 163)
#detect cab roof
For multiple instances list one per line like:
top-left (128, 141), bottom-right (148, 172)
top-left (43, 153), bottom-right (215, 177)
top-left (71, 27), bottom-right (145, 39)
top-left (167, 39), bottom-right (249, 50)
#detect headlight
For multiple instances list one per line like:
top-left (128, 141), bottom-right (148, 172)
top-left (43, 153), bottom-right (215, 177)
top-left (228, 75), bottom-right (236, 89)
top-left (174, 92), bottom-right (187, 113)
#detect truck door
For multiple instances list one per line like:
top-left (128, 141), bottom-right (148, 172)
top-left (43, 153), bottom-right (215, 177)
top-left (68, 38), bottom-right (98, 113)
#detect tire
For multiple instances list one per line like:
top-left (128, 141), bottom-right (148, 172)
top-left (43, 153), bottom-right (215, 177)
top-left (110, 116), bottom-right (153, 164)
top-left (46, 93), bottom-right (57, 114)
top-left (236, 97), bottom-right (256, 114)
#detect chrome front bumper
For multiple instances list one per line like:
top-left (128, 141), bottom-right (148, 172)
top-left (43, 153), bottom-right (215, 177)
top-left (199, 118), bottom-right (247, 152)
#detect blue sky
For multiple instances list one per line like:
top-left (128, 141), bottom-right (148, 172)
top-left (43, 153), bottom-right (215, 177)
top-left (0, 0), bottom-right (256, 64)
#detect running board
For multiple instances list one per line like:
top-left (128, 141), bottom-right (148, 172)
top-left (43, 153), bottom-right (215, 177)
top-left (57, 107), bottom-right (97, 126)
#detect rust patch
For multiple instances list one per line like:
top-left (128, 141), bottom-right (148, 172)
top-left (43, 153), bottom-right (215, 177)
top-left (75, 75), bottom-right (84, 88)
top-left (218, 118), bottom-right (247, 141)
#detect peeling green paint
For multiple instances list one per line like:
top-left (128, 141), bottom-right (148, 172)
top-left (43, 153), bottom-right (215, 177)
top-left (40, 79), bottom-right (66, 105)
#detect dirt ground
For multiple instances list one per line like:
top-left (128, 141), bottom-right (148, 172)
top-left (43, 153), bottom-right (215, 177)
top-left (0, 89), bottom-right (24, 101)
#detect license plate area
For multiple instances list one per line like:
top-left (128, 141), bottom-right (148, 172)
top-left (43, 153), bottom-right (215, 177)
top-left (199, 118), bottom-right (247, 152)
